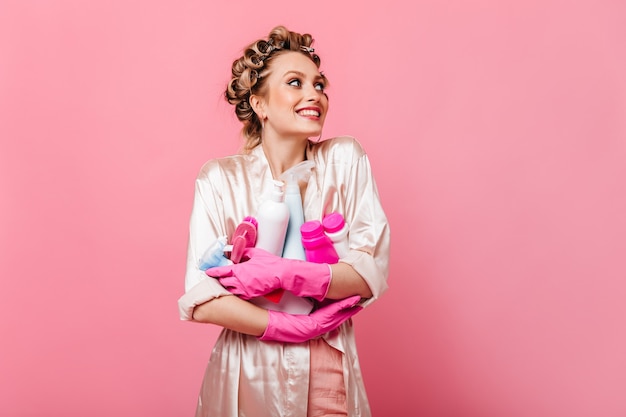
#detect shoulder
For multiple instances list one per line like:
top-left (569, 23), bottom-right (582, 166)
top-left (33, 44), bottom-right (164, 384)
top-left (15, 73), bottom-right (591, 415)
top-left (196, 152), bottom-right (256, 182)
top-left (309, 136), bottom-right (367, 165)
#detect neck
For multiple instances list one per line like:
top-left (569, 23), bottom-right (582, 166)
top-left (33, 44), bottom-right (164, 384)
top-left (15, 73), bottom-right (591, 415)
top-left (261, 135), bottom-right (308, 179)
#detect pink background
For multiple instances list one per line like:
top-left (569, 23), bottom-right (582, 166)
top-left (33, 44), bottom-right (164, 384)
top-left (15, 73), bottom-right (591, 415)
top-left (1, 1), bottom-right (625, 416)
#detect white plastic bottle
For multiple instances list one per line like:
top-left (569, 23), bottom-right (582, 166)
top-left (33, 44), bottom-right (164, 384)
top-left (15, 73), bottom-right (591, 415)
top-left (250, 180), bottom-right (313, 314)
top-left (322, 212), bottom-right (350, 259)
top-left (251, 175), bottom-right (314, 315)
top-left (255, 180), bottom-right (289, 256)
top-left (272, 161), bottom-right (316, 314)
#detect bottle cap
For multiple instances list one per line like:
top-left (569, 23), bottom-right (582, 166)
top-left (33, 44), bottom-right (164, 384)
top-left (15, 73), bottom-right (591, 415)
top-left (300, 220), bottom-right (324, 239)
top-left (270, 180), bottom-right (285, 202)
top-left (322, 212), bottom-right (345, 233)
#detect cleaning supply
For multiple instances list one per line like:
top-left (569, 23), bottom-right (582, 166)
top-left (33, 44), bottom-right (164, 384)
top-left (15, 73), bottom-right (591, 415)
top-left (198, 236), bottom-right (232, 270)
top-left (322, 212), bottom-right (350, 259)
top-left (259, 160), bottom-right (315, 315)
top-left (280, 160), bottom-right (315, 260)
top-left (301, 220), bottom-right (339, 264)
top-left (255, 180), bottom-right (289, 257)
top-left (253, 179), bottom-right (289, 304)
top-left (230, 216), bottom-right (258, 264)
top-left (249, 179), bottom-right (313, 314)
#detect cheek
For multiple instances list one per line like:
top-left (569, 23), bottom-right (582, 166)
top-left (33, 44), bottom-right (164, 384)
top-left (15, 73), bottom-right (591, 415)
top-left (274, 96), bottom-right (298, 112)
top-left (322, 96), bottom-right (330, 111)
top-left (276, 87), bottom-right (298, 103)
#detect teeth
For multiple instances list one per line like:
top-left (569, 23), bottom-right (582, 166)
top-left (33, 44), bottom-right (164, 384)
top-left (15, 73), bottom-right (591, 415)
top-left (298, 109), bottom-right (320, 117)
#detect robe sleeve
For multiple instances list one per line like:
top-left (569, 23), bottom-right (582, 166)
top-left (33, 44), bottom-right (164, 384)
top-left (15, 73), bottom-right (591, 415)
top-left (178, 161), bottom-right (232, 320)
top-left (336, 139), bottom-right (390, 308)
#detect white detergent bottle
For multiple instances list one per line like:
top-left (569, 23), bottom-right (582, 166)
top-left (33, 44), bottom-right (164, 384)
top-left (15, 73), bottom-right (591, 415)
top-left (251, 165), bottom-right (315, 315)
top-left (250, 179), bottom-right (308, 314)
top-left (254, 180), bottom-right (289, 256)
top-left (274, 161), bottom-right (316, 314)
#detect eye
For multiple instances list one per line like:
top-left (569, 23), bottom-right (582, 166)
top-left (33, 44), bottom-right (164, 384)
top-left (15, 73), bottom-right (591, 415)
top-left (287, 79), bottom-right (301, 87)
top-left (314, 81), bottom-right (326, 91)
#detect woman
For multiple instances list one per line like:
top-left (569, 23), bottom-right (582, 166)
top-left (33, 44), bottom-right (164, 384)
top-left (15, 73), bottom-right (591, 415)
top-left (178, 26), bottom-right (390, 417)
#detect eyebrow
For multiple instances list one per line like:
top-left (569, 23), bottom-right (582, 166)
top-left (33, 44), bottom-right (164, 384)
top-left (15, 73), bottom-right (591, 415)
top-left (283, 70), bottom-right (324, 80)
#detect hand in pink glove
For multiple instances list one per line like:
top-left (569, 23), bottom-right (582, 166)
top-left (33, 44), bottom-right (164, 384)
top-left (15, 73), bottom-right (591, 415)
top-left (206, 247), bottom-right (332, 301)
top-left (259, 295), bottom-right (362, 343)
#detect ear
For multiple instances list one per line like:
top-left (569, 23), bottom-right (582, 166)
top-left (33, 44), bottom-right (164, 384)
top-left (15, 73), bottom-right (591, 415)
top-left (249, 94), bottom-right (266, 120)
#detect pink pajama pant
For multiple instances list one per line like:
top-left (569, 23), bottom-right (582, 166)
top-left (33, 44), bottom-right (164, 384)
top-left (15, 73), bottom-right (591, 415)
top-left (307, 338), bottom-right (348, 417)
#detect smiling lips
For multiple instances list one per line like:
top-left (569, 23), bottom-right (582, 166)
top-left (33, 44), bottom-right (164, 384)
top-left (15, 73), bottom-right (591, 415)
top-left (296, 107), bottom-right (321, 118)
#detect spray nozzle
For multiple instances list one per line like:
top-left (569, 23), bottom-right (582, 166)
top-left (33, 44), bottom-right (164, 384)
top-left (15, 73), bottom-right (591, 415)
top-left (268, 179), bottom-right (285, 202)
top-left (198, 236), bottom-right (231, 270)
top-left (280, 160), bottom-right (315, 191)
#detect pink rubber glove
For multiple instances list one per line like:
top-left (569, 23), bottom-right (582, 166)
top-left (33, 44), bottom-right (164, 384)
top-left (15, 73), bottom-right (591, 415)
top-left (206, 247), bottom-right (332, 301)
top-left (260, 295), bottom-right (362, 343)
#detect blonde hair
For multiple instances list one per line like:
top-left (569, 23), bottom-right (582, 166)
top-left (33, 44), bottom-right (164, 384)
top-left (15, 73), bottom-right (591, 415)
top-left (225, 26), bottom-right (326, 152)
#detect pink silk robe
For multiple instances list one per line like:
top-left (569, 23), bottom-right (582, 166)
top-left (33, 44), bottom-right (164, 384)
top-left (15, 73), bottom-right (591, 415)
top-left (179, 136), bottom-right (390, 417)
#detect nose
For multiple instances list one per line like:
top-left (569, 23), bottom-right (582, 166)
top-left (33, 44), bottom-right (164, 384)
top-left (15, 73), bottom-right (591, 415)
top-left (304, 83), bottom-right (322, 102)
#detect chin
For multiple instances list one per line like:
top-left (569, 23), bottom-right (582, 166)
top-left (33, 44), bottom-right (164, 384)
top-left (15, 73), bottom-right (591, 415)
top-left (305, 128), bottom-right (323, 137)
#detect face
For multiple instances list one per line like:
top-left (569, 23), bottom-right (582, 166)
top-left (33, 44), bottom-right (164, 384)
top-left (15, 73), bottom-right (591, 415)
top-left (253, 51), bottom-right (329, 141)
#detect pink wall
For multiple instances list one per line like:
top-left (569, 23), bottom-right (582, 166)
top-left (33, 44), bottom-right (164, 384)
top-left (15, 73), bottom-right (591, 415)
top-left (1, 1), bottom-right (625, 416)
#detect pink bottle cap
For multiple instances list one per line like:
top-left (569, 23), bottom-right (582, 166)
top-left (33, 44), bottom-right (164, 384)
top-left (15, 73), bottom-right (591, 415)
top-left (300, 220), bottom-right (324, 239)
top-left (322, 212), bottom-right (345, 233)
